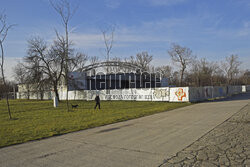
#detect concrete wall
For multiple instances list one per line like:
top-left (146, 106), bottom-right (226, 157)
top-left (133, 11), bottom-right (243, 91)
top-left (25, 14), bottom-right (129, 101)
top-left (17, 85), bottom-right (250, 102)
top-left (64, 87), bottom-right (170, 101)
top-left (188, 85), bottom-right (244, 102)
top-left (169, 85), bottom-right (247, 102)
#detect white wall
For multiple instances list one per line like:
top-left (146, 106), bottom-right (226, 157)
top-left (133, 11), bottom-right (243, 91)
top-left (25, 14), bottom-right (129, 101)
top-left (169, 87), bottom-right (189, 102)
top-left (242, 86), bottom-right (246, 92)
top-left (152, 87), bottom-right (170, 101)
top-left (61, 87), bottom-right (170, 101)
top-left (17, 85), bottom-right (250, 102)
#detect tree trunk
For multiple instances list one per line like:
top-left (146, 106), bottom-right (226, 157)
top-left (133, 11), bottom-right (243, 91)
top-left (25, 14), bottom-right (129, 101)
top-left (180, 69), bottom-right (184, 87)
top-left (65, 22), bottom-right (69, 112)
top-left (1, 41), bottom-right (11, 119)
top-left (1, 71), bottom-right (11, 119)
top-left (5, 91), bottom-right (11, 119)
top-left (40, 88), bottom-right (44, 100)
top-left (27, 87), bottom-right (30, 100)
top-left (54, 85), bottom-right (60, 102)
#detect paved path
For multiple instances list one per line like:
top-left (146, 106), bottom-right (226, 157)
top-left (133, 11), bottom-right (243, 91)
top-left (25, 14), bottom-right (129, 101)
top-left (161, 95), bottom-right (250, 167)
top-left (1, 93), bottom-right (250, 167)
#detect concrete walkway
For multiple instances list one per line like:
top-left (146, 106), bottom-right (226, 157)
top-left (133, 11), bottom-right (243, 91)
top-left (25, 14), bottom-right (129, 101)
top-left (1, 93), bottom-right (250, 167)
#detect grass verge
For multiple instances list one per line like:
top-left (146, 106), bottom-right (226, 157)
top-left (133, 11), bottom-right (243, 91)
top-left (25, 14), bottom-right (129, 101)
top-left (0, 99), bottom-right (191, 148)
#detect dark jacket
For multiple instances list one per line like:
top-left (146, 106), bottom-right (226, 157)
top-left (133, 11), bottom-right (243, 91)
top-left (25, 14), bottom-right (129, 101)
top-left (95, 96), bottom-right (100, 103)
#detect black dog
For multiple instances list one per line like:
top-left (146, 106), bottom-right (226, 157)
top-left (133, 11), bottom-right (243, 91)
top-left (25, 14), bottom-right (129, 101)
top-left (71, 104), bottom-right (79, 109)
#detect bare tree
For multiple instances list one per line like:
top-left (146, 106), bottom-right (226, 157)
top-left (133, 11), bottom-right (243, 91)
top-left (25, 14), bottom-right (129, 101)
top-left (211, 66), bottom-right (226, 86)
top-left (101, 25), bottom-right (115, 73)
top-left (18, 35), bottom-right (86, 101)
top-left (69, 52), bottom-right (88, 72)
top-left (26, 36), bottom-right (66, 101)
top-left (0, 13), bottom-right (14, 119)
top-left (222, 54), bottom-right (241, 85)
top-left (13, 63), bottom-right (28, 85)
top-left (190, 58), bottom-right (214, 86)
top-left (168, 43), bottom-right (195, 86)
top-left (171, 71), bottom-right (180, 86)
top-left (0, 78), bottom-right (15, 99)
top-left (88, 56), bottom-right (100, 75)
top-left (90, 56), bottom-right (99, 65)
top-left (123, 57), bottom-right (136, 73)
top-left (209, 62), bottom-right (222, 86)
top-left (155, 65), bottom-right (172, 78)
top-left (13, 63), bottom-right (33, 99)
top-left (24, 52), bottom-right (49, 100)
top-left (130, 51), bottom-right (153, 72)
top-left (110, 56), bottom-right (122, 73)
top-left (239, 70), bottom-right (250, 85)
top-left (0, 78), bottom-right (6, 99)
top-left (50, 0), bottom-right (78, 111)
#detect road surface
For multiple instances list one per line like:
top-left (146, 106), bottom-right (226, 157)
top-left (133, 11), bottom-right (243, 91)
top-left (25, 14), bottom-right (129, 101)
top-left (1, 93), bottom-right (250, 167)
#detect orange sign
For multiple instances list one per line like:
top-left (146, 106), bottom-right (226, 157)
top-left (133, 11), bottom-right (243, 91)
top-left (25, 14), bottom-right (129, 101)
top-left (175, 88), bottom-right (186, 101)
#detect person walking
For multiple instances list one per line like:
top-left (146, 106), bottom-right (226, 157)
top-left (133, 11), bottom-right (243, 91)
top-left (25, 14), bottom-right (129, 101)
top-left (94, 94), bottom-right (101, 109)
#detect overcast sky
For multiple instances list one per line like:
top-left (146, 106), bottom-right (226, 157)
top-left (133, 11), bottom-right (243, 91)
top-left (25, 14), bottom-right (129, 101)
top-left (1, 0), bottom-right (250, 80)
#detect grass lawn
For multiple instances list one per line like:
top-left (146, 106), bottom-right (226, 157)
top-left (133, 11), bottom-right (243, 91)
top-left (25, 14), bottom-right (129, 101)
top-left (0, 99), bottom-right (191, 148)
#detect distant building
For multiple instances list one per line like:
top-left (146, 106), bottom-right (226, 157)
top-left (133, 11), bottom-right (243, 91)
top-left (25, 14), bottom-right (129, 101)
top-left (68, 72), bottom-right (88, 90)
top-left (17, 71), bottom-right (169, 99)
top-left (86, 72), bottom-right (165, 90)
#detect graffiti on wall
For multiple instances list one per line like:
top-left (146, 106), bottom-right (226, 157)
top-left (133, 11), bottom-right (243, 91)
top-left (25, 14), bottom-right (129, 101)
top-left (153, 89), bottom-right (169, 98)
top-left (175, 88), bottom-right (186, 101)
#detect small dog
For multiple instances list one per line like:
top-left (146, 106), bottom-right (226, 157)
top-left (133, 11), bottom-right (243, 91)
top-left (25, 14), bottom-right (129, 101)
top-left (71, 104), bottom-right (79, 109)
